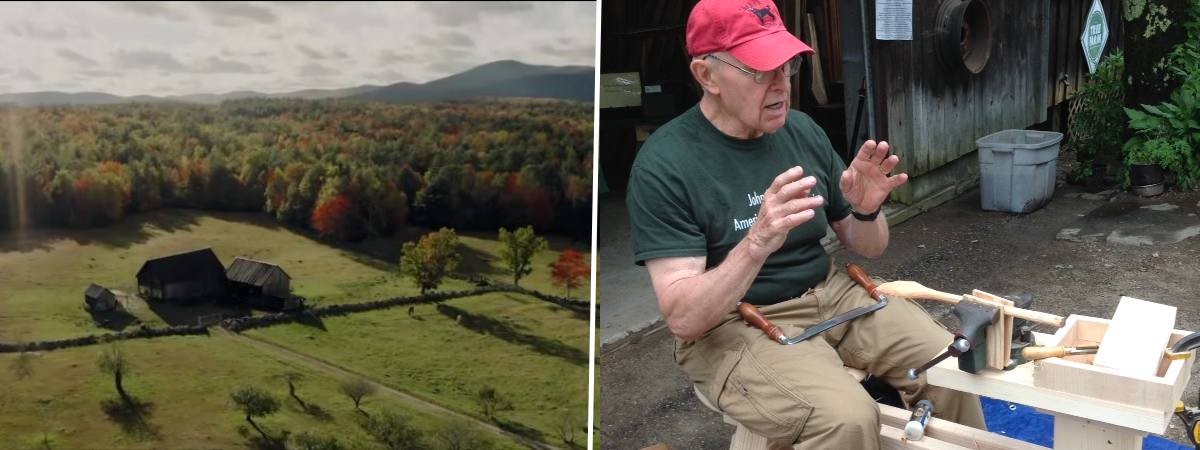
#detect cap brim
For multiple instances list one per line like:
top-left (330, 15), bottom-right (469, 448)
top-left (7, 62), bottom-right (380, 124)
top-left (728, 30), bottom-right (815, 72)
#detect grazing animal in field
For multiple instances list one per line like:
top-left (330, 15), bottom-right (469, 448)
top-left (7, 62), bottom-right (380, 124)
top-left (456, 314), bottom-right (463, 324)
top-left (408, 306), bottom-right (415, 317)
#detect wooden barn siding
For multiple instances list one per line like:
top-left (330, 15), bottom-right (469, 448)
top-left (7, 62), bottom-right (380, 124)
top-left (1048, 0), bottom-right (1124, 106)
top-left (264, 271), bottom-right (290, 298)
top-left (870, 1), bottom-right (1051, 203)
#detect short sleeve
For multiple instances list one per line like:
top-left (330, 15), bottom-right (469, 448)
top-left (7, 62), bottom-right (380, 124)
top-left (626, 165), bottom-right (708, 266)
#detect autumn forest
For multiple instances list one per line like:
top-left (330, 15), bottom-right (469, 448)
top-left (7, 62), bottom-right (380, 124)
top-left (0, 98), bottom-right (593, 241)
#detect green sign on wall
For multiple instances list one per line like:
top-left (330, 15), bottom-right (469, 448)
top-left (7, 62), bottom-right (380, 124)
top-left (1081, 0), bottom-right (1109, 74)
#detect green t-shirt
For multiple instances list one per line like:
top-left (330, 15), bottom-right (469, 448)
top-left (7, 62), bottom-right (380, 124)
top-left (627, 104), bottom-right (853, 305)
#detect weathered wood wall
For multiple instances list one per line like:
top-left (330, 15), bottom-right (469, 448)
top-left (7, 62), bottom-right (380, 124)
top-left (1048, 0), bottom-right (1125, 107)
top-left (871, 0), bottom-right (1053, 204)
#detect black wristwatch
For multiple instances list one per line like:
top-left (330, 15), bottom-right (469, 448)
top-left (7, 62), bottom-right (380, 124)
top-left (851, 206), bottom-right (881, 222)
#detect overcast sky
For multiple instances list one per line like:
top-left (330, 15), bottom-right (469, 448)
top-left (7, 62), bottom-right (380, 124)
top-left (0, 1), bottom-right (596, 97)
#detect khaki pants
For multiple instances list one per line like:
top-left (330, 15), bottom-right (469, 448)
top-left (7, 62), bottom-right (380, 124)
top-left (675, 263), bottom-right (986, 449)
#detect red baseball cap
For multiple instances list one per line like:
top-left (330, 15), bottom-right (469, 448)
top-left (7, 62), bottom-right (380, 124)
top-left (686, 0), bottom-right (815, 72)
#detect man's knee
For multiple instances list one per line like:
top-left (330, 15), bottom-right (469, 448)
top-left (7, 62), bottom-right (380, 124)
top-left (814, 393), bottom-right (880, 435)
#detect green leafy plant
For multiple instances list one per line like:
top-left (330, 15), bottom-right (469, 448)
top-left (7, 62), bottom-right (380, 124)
top-left (1067, 51), bottom-right (1125, 182)
top-left (1121, 5), bottom-right (1200, 190)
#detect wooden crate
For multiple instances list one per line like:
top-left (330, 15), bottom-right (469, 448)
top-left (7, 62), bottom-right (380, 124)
top-left (1032, 314), bottom-right (1194, 414)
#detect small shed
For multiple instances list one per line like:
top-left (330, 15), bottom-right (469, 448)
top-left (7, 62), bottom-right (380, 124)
top-left (84, 283), bottom-right (117, 312)
top-left (136, 248), bottom-right (228, 301)
top-left (226, 256), bottom-right (292, 298)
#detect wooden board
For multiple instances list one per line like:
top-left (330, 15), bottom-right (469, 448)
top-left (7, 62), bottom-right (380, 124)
top-left (803, 13), bottom-right (828, 105)
top-left (1052, 414), bottom-right (1144, 450)
top-left (1034, 315), bottom-right (1194, 412)
top-left (878, 403), bottom-right (1046, 450)
top-left (1092, 296), bottom-right (1177, 378)
top-left (927, 330), bottom-right (1178, 435)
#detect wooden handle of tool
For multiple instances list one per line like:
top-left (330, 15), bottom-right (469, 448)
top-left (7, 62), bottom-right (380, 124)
top-left (1006, 308), bottom-right (1065, 328)
top-left (845, 263), bottom-right (879, 299)
top-left (738, 302), bottom-right (785, 343)
top-left (1021, 346), bottom-right (1069, 361)
top-left (876, 280), bottom-right (1065, 327)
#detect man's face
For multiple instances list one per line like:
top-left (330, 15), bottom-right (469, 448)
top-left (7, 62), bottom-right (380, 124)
top-left (709, 52), bottom-right (791, 138)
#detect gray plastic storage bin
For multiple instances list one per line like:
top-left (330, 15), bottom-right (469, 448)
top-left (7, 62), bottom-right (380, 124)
top-left (976, 129), bottom-right (1063, 213)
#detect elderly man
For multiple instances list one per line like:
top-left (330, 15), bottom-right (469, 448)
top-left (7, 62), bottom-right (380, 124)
top-left (625, 0), bottom-right (986, 448)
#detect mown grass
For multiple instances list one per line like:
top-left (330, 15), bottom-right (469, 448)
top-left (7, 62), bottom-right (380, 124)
top-left (246, 291), bottom-right (589, 448)
top-left (0, 334), bottom-right (523, 449)
top-left (0, 209), bottom-right (589, 342)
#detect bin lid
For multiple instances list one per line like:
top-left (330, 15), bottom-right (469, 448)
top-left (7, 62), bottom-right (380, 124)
top-left (976, 129), bottom-right (1064, 151)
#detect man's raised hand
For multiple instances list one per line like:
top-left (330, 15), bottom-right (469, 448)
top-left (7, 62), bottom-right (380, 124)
top-left (745, 166), bottom-right (824, 257)
top-left (840, 140), bottom-right (908, 214)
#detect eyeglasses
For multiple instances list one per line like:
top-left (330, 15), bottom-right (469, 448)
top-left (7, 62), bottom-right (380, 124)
top-left (704, 54), bottom-right (802, 84)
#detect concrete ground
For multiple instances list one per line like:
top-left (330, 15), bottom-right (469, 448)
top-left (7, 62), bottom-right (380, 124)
top-left (598, 181), bottom-right (1200, 449)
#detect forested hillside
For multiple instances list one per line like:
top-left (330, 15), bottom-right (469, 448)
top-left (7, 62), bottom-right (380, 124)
top-left (0, 98), bottom-right (593, 240)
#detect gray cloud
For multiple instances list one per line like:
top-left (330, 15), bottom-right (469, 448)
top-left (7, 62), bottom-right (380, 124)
top-left (195, 57), bottom-right (258, 74)
top-left (79, 69), bottom-right (122, 78)
top-left (194, 1), bottom-right (278, 27)
top-left (427, 60), bottom-right (473, 75)
top-left (366, 69), bottom-right (406, 83)
top-left (418, 2), bottom-right (534, 26)
top-left (379, 50), bottom-right (412, 65)
top-left (297, 45), bottom-right (324, 59)
top-left (533, 43), bottom-right (593, 61)
top-left (299, 62), bottom-right (337, 78)
top-left (442, 31), bottom-right (473, 47)
top-left (16, 68), bottom-right (41, 82)
top-left (110, 1), bottom-right (189, 21)
top-left (56, 48), bottom-right (99, 66)
top-left (7, 21), bottom-right (69, 40)
top-left (114, 50), bottom-right (188, 72)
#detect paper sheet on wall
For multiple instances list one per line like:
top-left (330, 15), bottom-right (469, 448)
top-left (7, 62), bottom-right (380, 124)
top-left (876, 0), bottom-right (912, 41)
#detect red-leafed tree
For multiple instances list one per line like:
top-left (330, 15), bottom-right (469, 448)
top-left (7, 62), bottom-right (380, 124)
top-left (311, 194), bottom-right (353, 239)
top-left (550, 248), bottom-right (589, 298)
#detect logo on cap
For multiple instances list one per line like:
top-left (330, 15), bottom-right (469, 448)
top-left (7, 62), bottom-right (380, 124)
top-left (744, 3), bottom-right (776, 26)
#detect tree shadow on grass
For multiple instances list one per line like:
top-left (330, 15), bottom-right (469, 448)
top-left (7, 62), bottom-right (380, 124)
top-left (237, 425), bottom-right (289, 450)
top-left (0, 209), bottom-right (203, 254)
top-left (100, 396), bottom-right (161, 441)
top-left (87, 306), bottom-right (140, 331)
top-left (436, 304), bottom-right (586, 366)
top-left (293, 311), bottom-right (327, 331)
top-left (493, 417), bottom-right (545, 443)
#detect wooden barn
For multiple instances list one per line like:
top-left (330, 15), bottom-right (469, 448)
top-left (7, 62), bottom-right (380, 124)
top-left (136, 248), bottom-right (228, 301)
top-left (600, 0), bottom-right (1123, 209)
top-left (226, 257), bottom-right (299, 310)
top-left (84, 283), bottom-right (117, 312)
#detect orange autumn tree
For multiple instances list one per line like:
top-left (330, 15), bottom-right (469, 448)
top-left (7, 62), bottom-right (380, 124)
top-left (550, 248), bottom-right (589, 298)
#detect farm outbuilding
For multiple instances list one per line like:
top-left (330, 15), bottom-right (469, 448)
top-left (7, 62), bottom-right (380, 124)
top-left (84, 283), bottom-right (117, 312)
top-left (226, 257), bottom-right (292, 298)
top-left (136, 248), bottom-right (228, 301)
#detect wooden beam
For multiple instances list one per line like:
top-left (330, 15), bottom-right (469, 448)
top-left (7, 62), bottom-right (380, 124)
top-left (926, 332), bottom-right (1175, 435)
top-left (878, 403), bottom-right (1047, 450)
top-left (804, 13), bottom-right (829, 105)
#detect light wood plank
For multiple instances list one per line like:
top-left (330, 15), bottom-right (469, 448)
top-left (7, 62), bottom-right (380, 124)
top-left (1092, 297), bottom-right (1177, 378)
top-left (880, 424), bottom-right (968, 449)
top-left (926, 340), bottom-right (1175, 434)
top-left (1052, 414), bottom-right (1144, 450)
top-left (804, 13), bottom-right (828, 105)
top-left (878, 403), bottom-right (1047, 450)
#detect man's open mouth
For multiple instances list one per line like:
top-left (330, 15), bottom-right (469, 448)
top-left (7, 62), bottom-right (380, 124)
top-left (765, 101), bottom-right (784, 110)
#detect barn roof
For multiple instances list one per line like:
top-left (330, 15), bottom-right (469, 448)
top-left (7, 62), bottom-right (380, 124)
top-left (226, 257), bottom-right (291, 287)
top-left (85, 283), bottom-right (112, 299)
top-left (136, 248), bottom-right (226, 283)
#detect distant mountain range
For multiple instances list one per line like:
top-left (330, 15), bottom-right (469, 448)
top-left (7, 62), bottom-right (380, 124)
top-left (0, 60), bottom-right (594, 107)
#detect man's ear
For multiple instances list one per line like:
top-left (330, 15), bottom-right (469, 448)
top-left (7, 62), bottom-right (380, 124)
top-left (690, 59), bottom-right (720, 96)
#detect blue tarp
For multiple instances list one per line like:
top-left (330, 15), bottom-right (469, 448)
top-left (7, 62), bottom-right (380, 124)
top-left (981, 396), bottom-right (1189, 449)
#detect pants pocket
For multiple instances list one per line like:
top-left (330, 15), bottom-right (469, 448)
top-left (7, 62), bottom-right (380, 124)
top-left (716, 347), bottom-right (812, 444)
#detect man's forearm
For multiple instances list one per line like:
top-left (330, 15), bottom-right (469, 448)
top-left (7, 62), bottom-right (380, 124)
top-left (839, 211), bottom-right (890, 258)
top-left (656, 239), bottom-right (771, 342)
